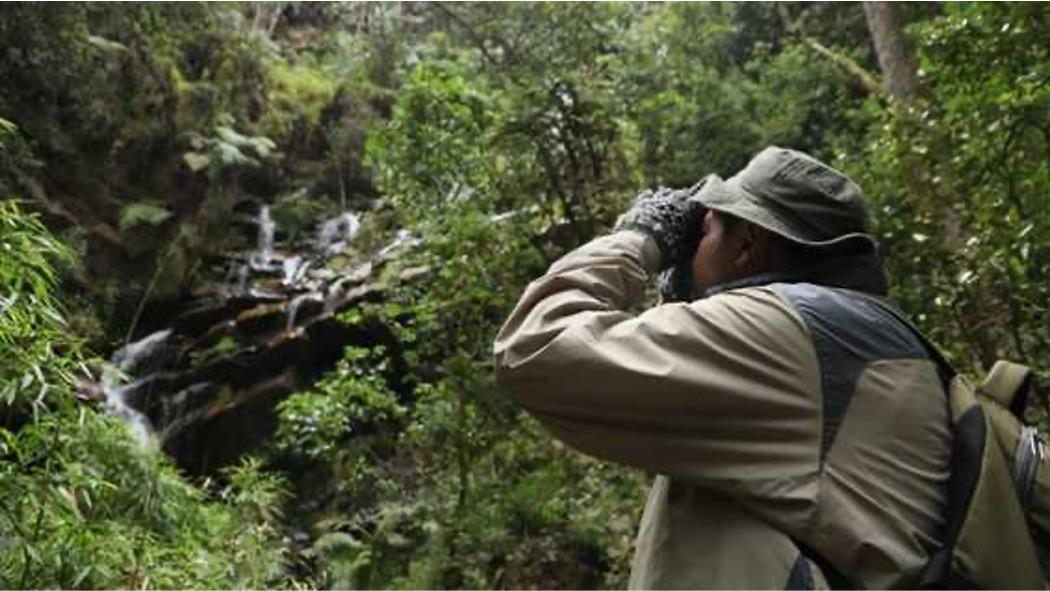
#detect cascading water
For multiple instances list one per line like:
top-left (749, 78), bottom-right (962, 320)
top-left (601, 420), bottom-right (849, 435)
top-left (95, 198), bottom-right (425, 471)
top-left (101, 329), bottom-right (172, 445)
top-left (318, 211), bottom-right (361, 254)
top-left (377, 229), bottom-right (421, 259)
top-left (236, 264), bottom-right (250, 294)
top-left (249, 205), bottom-right (277, 270)
top-left (286, 293), bottom-right (322, 330)
top-left (282, 255), bottom-right (304, 287)
top-left (324, 277), bottom-right (350, 314)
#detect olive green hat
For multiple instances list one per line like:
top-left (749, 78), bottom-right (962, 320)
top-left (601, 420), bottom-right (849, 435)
top-left (693, 146), bottom-right (876, 248)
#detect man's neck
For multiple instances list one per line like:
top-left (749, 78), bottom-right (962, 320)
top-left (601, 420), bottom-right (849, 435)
top-left (702, 252), bottom-right (889, 299)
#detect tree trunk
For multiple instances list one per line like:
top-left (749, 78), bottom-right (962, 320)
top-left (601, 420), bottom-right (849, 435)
top-left (863, 1), bottom-right (920, 102)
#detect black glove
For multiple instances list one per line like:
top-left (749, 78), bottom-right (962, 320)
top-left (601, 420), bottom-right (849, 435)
top-left (614, 181), bottom-right (708, 272)
top-left (658, 261), bottom-right (694, 303)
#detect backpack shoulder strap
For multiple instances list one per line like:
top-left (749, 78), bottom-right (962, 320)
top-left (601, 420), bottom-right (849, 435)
top-left (979, 360), bottom-right (1034, 417)
top-left (852, 293), bottom-right (1048, 588)
top-left (848, 292), bottom-right (956, 383)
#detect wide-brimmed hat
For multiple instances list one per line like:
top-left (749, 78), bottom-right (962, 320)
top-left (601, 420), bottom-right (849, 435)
top-left (693, 146), bottom-right (876, 248)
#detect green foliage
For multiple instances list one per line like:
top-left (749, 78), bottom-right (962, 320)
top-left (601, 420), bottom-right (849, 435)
top-left (0, 416), bottom-right (290, 589)
top-left (276, 346), bottom-right (405, 464)
top-left (0, 201), bottom-right (78, 419)
top-left (262, 60), bottom-right (339, 145)
top-left (274, 327), bottom-right (645, 589)
top-left (276, 391), bottom-right (352, 464)
top-left (0, 4), bottom-right (313, 337)
top-left (837, 3), bottom-right (1050, 378)
top-left (6, 2), bottom-right (1050, 589)
top-left (183, 124), bottom-right (278, 177)
top-left (619, 4), bottom-right (865, 184)
top-left (118, 202), bottom-right (174, 231)
top-left (0, 200), bottom-right (290, 589)
top-left (366, 60), bottom-right (496, 225)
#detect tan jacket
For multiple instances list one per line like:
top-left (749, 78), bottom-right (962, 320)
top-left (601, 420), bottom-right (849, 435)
top-left (494, 231), bottom-right (952, 589)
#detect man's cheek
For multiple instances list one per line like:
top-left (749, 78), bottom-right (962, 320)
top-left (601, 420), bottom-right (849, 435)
top-left (690, 256), bottom-right (710, 296)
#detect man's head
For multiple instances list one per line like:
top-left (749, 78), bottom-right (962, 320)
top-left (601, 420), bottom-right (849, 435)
top-left (688, 147), bottom-right (879, 297)
top-left (690, 209), bottom-right (771, 296)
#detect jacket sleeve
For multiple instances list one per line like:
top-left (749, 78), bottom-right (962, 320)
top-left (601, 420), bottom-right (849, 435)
top-left (493, 230), bottom-right (822, 490)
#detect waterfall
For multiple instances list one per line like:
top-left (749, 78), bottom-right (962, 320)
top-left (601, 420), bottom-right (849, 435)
top-left (101, 329), bottom-right (172, 445)
top-left (377, 229), bottom-right (421, 259)
top-left (111, 329), bottom-right (172, 372)
top-left (236, 264), bottom-right (250, 294)
top-left (323, 277), bottom-right (350, 314)
top-left (93, 197), bottom-right (426, 470)
top-left (257, 205), bottom-right (275, 255)
top-left (317, 211), bottom-right (362, 254)
top-left (286, 293), bottom-right (321, 330)
top-left (282, 255), bottom-right (304, 286)
top-left (249, 205), bottom-right (276, 270)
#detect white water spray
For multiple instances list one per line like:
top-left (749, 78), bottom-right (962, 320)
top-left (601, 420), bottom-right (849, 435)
top-left (317, 212), bottom-right (362, 253)
top-left (282, 255), bottom-right (303, 286)
top-left (286, 293), bottom-right (322, 330)
top-left (101, 329), bottom-right (172, 445)
top-left (377, 229), bottom-right (421, 259)
top-left (249, 206), bottom-right (276, 269)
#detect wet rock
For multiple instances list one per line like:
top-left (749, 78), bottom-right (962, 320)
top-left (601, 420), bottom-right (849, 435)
top-left (189, 319), bottom-right (238, 353)
top-left (285, 293), bottom-right (325, 331)
top-left (236, 303), bottom-right (288, 337)
top-left (165, 369), bottom-right (300, 473)
top-left (171, 299), bottom-right (247, 336)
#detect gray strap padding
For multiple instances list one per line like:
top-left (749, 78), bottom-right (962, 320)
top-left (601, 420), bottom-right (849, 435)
top-left (770, 283), bottom-right (928, 463)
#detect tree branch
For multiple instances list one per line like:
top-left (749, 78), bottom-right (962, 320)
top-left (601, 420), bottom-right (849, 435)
top-left (778, 4), bottom-right (888, 100)
top-left (800, 37), bottom-right (888, 99)
top-left (430, 3), bottom-right (507, 72)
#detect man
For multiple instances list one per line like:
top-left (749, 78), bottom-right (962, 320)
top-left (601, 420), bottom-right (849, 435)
top-left (493, 147), bottom-right (951, 589)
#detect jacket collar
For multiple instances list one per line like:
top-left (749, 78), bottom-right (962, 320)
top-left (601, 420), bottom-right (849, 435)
top-left (701, 252), bottom-right (889, 298)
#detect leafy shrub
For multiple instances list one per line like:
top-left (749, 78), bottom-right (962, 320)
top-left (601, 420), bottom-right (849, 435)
top-left (276, 346), bottom-right (405, 464)
top-left (837, 3), bottom-right (1050, 379)
top-left (0, 200), bottom-right (79, 422)
top-left (0, 200), bottom-right (290, 589)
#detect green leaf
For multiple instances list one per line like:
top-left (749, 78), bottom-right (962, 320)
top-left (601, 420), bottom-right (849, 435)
top-left (183, 151), bottom-right (211, 172)
top-left (0, 117), bottom-right (16, 149)
top-left (85, 34), bottom-right (128, 54)
top-left (118, 203), bottom-right (173, 231)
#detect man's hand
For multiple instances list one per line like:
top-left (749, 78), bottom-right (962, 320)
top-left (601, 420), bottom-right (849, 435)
top-left (659, 262), bottom-right (694, 303)
top-left (614, 180), bottom-right (708, 273)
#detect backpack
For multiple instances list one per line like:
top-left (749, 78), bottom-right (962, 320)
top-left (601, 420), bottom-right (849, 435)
top-left (917, 358), bottom-right (1049, 589)
top-left (864, 296), bottom-right (1049, 589)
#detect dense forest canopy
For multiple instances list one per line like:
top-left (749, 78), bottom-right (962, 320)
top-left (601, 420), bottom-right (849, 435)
top-left (1, 2), bottom-right (1048, 588)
